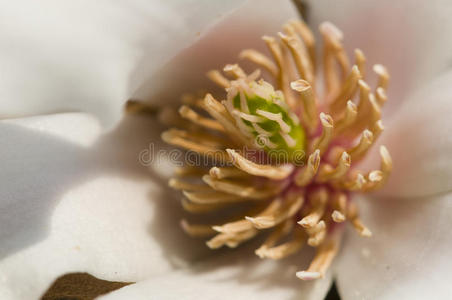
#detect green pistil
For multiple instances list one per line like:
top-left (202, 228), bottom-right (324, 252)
top-left (232, 81), bottom-right (306, 163)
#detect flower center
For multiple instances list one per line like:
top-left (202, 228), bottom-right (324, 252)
top-left (162, 19), bottom-right (392, 281)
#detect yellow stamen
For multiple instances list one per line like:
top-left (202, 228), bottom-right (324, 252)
top-left (180, 219), bottom-right (216, 237)
top-left (310, 113), bottom-right (334, 155)
top-left (295, 149), bottom-right (320, 186)
top-left (161, 19), bottom-right (393, 283)
top-left (239, 49), bottom-right (278, 77)
top-left (298, 188), bottom-right (328, 228)
top-left (202, 175), bottom-right (282, 199)
top-left (179, 105), bottom-right (225, 132)
top-left (206, 70), bottom-right (230, 88)
top-left (226, 149), bottom-right (294, 180)
top-left (296, 235), bottom-right (340, 280)
top-left (290, 79), bottom-right (318, 131)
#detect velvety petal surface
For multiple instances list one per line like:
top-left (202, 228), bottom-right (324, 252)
top-left (307, 0), bottom-right (452, 114)
top-left (0, 113), bottom-right (210, 300)
top-left (99, 244), bottom-right (333, 300)
top-left (334, 193), bottom-right (452, 299)
top-left (0, 1), bottom-right (303, 299)
top-left (134, 0), bottom-right (299, 104)
top-left (0, 0), bottom-right (245, 127)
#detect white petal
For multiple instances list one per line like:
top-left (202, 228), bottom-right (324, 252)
top-left (0, 113), bottom-right (209, 300)
top-left (307, 0), bottom-right (452, 113)
top-left (361, 70), bottom-right (452, 197)
top-left (99, 245), bottom-right (333, 300)
top-left (335, 193), bottom-right (452, 299)
top-left (134, 0), bottom-right (299, 103)
top-left (0, 0), bottom-right (246, 127)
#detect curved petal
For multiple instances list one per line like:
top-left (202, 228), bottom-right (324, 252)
top-left (0, 0), bottom-right (246, 127)
top-left (360, 70), bottom-right (452, 198)
top-left (99, 245), bottom-right (333, 300)
top-left (307, 0), bottom-right (452, 113)
top-left (335, 193), bottom-right (452, 299)
top-left (0, 113), bottom-right (210, 300)
top-left (134, 0), bottom-right (299, 103)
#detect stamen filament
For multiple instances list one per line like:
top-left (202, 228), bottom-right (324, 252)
top-left (226, 149), bottom-right (294, 180)
top-left (295, 149), bottom-right (320, 186)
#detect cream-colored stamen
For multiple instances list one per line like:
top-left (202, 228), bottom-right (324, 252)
top-left (246, 195), bottom-right (304, 229)
top-left (256, 227), bottom-right (305, 259)
top-left (279, 30), bottom-right (313, 84)
top-left (375, 87), bottom-right (387, 106)
top-left (373, 64), bottom-right (389, 90)
top-left (354, 92), bottom-right (381, 135)
top-left (161, 129), bottom-right (229, 163)
top-left (331, 210), bottom-right (345, 223)
top-left (341, 172), bottom-right (367, 191)
top-left (290, 79), bottom-right (318, 131)
top-left (206, 70), bottom-right (230, 88)
top-left (224, 229), bottom-right (259, 248)
top-left (262, 35), bottom-right (295, 107)
top-left (202, 94), bottom-right (249, 145)
top-left (239, 49), bottom-right (278, 77)
top-left (363, 170), bottom-right (384, 191)
top-left (179, 105), bottom-right (225, 132)
top-left (353, 79), bottom-right (371, 126)
top-left (317, 151), bottom-right (351, 182)
top-left (163, 128), bottom-right (225, 149)
top-left (181, 93), bottom-right (204, 107)
top-left (330, 65), bottom-right (361, 116)
top-left (368, 94), bottom-right (382, 125)
top-left (180, 219), bottom-right (216, 237)
top-left (296, 236), bottom-right (340, 280)
top-left (311, 113), bottom-right (334, 155)
top-left (207, 228), bottom-right (258, 249)
top-left (334, 100), bottom-right (357, 135)
top-left (183, 190), bottom-right (245, 204)
top-left (321, 22), bottom-right (349, 79)
top-left (347, 202), bottom-right (372, 237)
top-left (331, 192), bottom-right (347, 222)
top-left (223, 64), bottom-right (246, 79)
top-left (202, 175), bottom-right (282, 199)
top-left (213, 200), bottom-right (282, 234)
top-left (232, 110), bottom-right (265, 123)
top-left (298, 188), bottom-right (328, 228)
top-left (306, 220), bottom-right (326, 247)
top-left (354, 49), bottom-right (366, 78)
top-left (371, 120), bottom-right (384, 141)
top-left (295, 149), bottom-right (320, 186)
top-left (348, 129), bottom-right (374, 162)
top-left (209, 166), bottom-right (248, 180)
top-left (320, 22), bottom-right (342, 94)
top-left (289, 19), bottom-right (316, 67)
top-left (255, 219), bottom-right (293, 257)
top-left (212, 219), bottom-right (252, 234)
top-left (366, 146), bottom-right (392, 191)
top-left (255, 110), bottom-right (291, 133)
top-left (226, 149), bottom-right (294, 180)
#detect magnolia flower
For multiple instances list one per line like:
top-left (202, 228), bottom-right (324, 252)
top-left (162, 17), bottom-right (392, 281)
top-left (0, 1), bottom-right (451, 300)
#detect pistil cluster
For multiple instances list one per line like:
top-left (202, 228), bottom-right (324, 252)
top-left (162, 19), bottom-right (392, 280)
